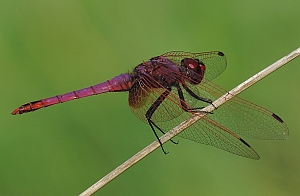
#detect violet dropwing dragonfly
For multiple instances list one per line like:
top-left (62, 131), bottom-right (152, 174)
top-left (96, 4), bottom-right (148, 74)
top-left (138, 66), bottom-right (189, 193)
top-left (12, 51), bottom-right (288, 159)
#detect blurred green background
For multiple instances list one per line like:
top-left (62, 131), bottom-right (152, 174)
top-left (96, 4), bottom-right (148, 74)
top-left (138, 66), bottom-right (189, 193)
top-left (1, 0), bottom-right (299, 195)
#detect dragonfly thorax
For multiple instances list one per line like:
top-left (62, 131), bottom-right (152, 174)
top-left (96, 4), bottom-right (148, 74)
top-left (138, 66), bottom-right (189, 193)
top-left (133, 56), bottom-right (182, 88)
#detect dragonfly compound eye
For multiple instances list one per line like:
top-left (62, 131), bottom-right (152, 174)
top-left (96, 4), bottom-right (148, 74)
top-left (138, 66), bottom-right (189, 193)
top-left (180, 58), bottom-right (205, 84)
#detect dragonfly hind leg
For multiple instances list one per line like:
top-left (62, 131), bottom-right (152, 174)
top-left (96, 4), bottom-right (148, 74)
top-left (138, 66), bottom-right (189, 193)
top-left (147, 119), bottom-right (169, 154)
top-left (145, 88), bottom-right (179, 154)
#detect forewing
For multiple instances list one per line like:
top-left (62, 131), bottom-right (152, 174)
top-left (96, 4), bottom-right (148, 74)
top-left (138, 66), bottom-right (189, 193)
top-left (162, 51), bottom-right (227, 81)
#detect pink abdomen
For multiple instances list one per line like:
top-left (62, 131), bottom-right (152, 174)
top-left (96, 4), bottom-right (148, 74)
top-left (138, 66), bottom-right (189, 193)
top-left (12, 73), bottom-right (133, 115)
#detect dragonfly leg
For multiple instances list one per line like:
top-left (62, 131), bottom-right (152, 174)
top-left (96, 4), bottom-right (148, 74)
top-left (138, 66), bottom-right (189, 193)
top-left (145, 88), bottom-right (178, 154)
top-left (148, 119), bottom-right (179, 145)
top-left (147, 119), bottom-right (169, 154)
top-left (176, 84), bottom-right (205, 112)
top-left (182, 83), bottom-right (212, 104)
top-left (178, 84), bottom-right (217, 112)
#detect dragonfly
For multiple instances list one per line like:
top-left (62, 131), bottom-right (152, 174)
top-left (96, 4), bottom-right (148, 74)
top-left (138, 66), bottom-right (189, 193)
top-left (12, 51), bottom-right (288, 159)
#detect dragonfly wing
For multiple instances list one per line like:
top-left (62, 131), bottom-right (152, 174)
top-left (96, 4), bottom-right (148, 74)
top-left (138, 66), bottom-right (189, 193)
top-left (162, 51), bottom-right (227, 81)
top-left (152, 107), bottom-right (260, 159)
top-left (209, 95), bottom-right (289, 140)
top-left (193, 79), bottom-right (289, 140)
top-left (178, 116), bottom-right (260, 159)
top-left (129, 81), bottom-right (152, 122)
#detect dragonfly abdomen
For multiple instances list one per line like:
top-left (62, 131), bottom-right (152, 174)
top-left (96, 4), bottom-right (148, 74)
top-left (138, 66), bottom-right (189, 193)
top-left (11, 73), bottom-right (134, 115)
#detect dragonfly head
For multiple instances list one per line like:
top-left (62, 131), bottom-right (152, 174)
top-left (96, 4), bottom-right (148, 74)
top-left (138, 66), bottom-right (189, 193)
top-left (180, 58), bottom-right (206, 84)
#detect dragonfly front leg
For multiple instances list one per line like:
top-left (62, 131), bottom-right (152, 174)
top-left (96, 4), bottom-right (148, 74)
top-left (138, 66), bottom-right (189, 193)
top-left (182, 83), bottom-right (212, 104)
top-left (145, 87), bottom-right (178, 154)
top-left (177, 84), bottom-right (215, 113)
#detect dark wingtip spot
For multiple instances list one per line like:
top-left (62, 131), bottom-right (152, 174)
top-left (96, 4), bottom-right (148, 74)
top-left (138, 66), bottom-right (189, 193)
top-left (240, 138), bottom-right (251, 148)
top-left (218, 51), bottom-right (225, 56)
top-left (272, 113), bottom-right (284, 123)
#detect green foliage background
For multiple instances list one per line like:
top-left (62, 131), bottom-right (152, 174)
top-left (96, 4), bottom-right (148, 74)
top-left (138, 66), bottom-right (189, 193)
top-left (1, 1), bottom-right (299, 195)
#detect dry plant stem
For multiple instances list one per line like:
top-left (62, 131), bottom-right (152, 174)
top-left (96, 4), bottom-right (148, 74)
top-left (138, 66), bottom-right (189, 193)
top-left (79, 47), bottom-right (300, 196)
